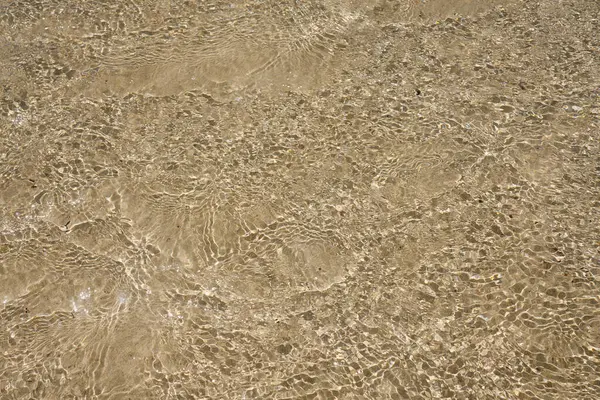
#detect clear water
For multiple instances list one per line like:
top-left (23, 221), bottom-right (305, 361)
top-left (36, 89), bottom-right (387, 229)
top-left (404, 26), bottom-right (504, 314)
top-left (1, 0), bottom-right (599, 398)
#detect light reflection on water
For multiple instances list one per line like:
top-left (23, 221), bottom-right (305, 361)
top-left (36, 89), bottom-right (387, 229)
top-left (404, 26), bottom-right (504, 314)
top-left (1, 0), bottom-right (600, 398)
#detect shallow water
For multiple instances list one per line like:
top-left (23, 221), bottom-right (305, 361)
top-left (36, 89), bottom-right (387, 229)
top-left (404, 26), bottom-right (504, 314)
top-left (1, 0), bottom-right (600, 398)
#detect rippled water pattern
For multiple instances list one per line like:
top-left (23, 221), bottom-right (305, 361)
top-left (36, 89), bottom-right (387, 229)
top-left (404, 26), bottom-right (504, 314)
top-left (1, 0), bottom-right (600, 398)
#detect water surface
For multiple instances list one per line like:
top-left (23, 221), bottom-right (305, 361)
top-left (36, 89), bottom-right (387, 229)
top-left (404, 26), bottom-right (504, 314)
top-left (1, 0), bottom-right (600, 398)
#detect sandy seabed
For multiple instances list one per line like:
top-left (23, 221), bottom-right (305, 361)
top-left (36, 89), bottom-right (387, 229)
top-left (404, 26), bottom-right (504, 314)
top-left (1, 0), bottom-right (599, 399)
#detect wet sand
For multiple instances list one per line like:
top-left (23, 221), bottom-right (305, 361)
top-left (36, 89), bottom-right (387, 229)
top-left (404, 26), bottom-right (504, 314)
top-left (1, 0), bottom-right (600, 398)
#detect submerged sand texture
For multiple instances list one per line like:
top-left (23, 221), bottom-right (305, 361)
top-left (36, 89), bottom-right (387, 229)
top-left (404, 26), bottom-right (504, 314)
top-left (1, 0), bottom-right (600, 398)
